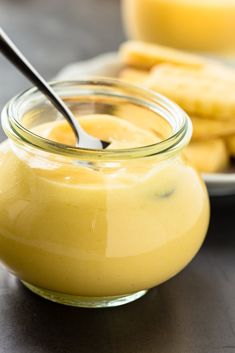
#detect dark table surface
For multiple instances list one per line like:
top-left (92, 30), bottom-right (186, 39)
top-left (0, 1), bottom-right (235, 352)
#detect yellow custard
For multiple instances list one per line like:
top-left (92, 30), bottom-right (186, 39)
top-left (0, 113), bottom-right (209, 297)
top-left (122, 0), bottom-right (235, 55)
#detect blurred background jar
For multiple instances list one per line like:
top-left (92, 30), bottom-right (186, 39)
top-left (121, 0), bottom-right (235, 58)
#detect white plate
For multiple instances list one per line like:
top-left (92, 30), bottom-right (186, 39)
top-left (56, 53), bottom-right (235, 197)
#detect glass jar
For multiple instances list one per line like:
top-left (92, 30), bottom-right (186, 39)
top-left (122, 0), bottom-right (235, 58)
top-left (0, 79), bottom-right (209, 308)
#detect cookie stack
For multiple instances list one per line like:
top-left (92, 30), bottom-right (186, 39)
top-left (118, 41), bottom-right (235, 173)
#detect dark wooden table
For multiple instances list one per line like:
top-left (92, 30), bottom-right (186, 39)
top-left (0, 1), bottom-right (235, 352)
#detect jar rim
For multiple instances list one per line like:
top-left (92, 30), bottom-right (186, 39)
top-left (1, 78), bottom-right (192, 160)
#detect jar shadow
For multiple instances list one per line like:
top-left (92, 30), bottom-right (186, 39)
top-left (1, 265), bottom-right (227, 353)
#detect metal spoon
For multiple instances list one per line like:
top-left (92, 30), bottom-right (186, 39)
top-left (0, 28), bottom-right (110, 150)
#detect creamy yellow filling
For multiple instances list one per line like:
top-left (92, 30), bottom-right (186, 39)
top-left (0, 113), bottom-right (209, 296)
top-left (123, 0), bottom-right (235, 55)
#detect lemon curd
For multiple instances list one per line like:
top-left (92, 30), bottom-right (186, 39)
top-left (122, 0), bottom-right (235, 56)
top-left (0, 80), bottom-right (209, 307)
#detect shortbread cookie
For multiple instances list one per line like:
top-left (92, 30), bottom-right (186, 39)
top-left (146, 63), bottom-right (235, 120)
top-left (118, 68), bottom-right (149, 84)
top-left (191, 116), bottom-right (235, 140)
top-left (183, 139), bottom-right (229, 173)
top-left (119, 41), bottom-right (208, 70)
top-left (225, 135), bottom-right (235, 157)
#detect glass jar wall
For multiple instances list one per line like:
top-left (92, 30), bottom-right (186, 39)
top-left (0, 80), bottom-right (210, 307)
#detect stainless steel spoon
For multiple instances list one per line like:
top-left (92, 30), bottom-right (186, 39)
top-left (0, 28), bottom-right (110, 150)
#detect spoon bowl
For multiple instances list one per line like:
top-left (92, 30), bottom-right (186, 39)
top-left (0, 27), bottom-right (110, 150)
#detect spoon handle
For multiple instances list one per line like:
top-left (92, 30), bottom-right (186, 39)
top-left (0, 27), bottom-right (80, 141)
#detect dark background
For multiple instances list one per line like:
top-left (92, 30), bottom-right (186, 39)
top-left (0, 0), bottom-right (124, 137)
top-left (0, 1), bottom-right (235, 352)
